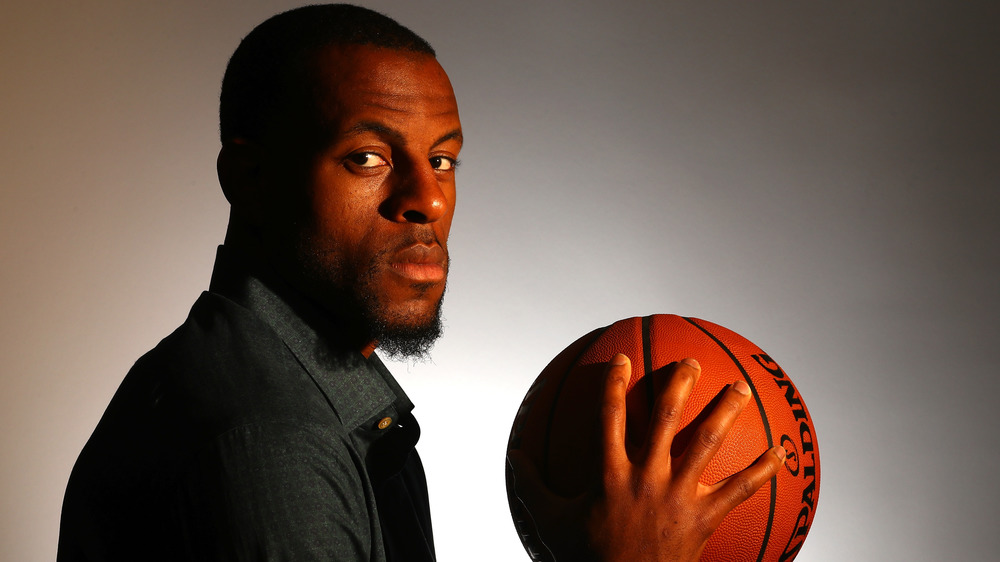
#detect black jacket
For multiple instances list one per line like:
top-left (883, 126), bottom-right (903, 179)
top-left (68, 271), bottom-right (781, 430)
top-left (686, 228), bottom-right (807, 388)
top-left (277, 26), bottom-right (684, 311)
top-left (57, 247), bottom-right (435, 561)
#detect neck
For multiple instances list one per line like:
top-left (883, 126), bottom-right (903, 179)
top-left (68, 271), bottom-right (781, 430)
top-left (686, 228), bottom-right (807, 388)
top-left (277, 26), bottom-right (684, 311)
top-left (222, 214), bottom-right (379, 357)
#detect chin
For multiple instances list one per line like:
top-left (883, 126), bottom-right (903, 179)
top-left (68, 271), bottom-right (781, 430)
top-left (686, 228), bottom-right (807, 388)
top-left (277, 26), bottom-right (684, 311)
top-left (372, 308), bottom-right (444, 362)
top-left (383, 300), bottom-right (442, 330)
top-left (381, 281), bottom-right (445, 319)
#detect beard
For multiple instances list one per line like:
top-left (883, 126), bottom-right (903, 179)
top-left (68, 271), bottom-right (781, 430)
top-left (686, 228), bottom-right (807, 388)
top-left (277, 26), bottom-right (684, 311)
top-left (356, 277), bottom-right (445, 362)
top-left (294, 230), bottom-right (447, 361)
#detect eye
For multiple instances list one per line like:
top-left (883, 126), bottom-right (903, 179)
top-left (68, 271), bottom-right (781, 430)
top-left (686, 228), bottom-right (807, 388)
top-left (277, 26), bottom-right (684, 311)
top-left (346, 152), bottom-right (389, 169)
top-left (430, 155), bottom-right (459, 171)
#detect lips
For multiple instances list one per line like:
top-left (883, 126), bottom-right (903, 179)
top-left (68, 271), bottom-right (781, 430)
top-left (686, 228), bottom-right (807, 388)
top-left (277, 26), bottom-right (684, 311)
top-left (389, 243), bottom-right (447, 283)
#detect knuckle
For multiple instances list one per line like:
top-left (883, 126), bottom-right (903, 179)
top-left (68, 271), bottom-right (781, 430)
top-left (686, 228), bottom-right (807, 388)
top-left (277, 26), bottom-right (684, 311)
top-left (721, 394), bottom-right (744, 415)
top-left (602, 402), bottom-right (626, 425)
top-left (634, 477), bottom-right (657, 499)
top-left (731, 475), bottom-right (759, 502)
top-left (690, 511), bottom-right (717, 541)
top-left (764, 457), bottom-right (785, 480)
top-left (695, 428), bottom-right (724, 450)
top-left (653, 403), bottom-right (682, 427)
top-left (603, 467), bottom-right (629, 490)
top-left (605, 374), bottom-right (628, 395)
top-left (674, 364), bottom-right (698, 384)
top-left (657, 492), bottom-right (688, 524)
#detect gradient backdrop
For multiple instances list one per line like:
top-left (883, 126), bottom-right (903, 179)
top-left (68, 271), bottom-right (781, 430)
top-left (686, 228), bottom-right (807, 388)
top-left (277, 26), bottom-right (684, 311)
top-left (2, 1), bottom-right (997, 560)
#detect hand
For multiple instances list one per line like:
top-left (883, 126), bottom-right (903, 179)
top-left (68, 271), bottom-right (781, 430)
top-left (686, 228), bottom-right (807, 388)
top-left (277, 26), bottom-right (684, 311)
top-left (508, 354), bottom-right (787, 561)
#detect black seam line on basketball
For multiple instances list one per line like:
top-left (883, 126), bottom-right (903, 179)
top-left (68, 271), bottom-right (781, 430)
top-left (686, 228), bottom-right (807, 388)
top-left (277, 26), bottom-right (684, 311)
top-left (542, 326), bottom-right (608, 481)
top-left (642, 316), bottom-right (655, 414)
top-left (682, 317), bottom-right (775, 562)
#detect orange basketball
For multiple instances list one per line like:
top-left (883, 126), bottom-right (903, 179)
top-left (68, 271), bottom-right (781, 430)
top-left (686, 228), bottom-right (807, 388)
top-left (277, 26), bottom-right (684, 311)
top-left (507, 315), bottom-right (820, 561)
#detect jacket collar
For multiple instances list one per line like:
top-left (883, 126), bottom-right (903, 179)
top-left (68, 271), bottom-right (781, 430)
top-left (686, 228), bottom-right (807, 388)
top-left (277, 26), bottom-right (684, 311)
top-left (207, 245), bottom-right (414, 431)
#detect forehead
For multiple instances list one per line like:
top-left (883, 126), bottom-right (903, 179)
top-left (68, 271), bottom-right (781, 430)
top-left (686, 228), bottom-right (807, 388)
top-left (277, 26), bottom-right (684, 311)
top-left (307, 45), bottom-right (459, 131)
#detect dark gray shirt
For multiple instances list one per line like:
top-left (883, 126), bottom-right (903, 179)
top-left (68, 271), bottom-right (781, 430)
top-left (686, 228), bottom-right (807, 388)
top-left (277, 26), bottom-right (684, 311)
top-left (57, 247), bottom-right (435, 561)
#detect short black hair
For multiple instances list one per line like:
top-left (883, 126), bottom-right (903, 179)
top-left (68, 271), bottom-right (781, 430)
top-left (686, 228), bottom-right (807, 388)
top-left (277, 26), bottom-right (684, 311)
top-left (219, 4), bottom-right (435, 143)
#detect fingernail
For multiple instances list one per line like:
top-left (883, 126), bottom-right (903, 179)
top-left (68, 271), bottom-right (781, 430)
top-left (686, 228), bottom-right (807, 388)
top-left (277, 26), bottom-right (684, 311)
top-left (733, 380), bottom-right (750, 395)
top-left (610, 354), bottom-right (628, 366)
top-left (681, 357), bottom-right (700, 369)
top-left (775, 446), bottom-right (787, 461)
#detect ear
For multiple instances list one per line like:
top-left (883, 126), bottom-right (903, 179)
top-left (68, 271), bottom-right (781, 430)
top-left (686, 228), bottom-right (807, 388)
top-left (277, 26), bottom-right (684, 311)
top-left (217, 138), bottom-right (269, 225)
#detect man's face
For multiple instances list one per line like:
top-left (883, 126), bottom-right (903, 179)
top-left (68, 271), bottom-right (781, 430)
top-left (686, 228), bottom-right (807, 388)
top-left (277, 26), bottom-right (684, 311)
top-left (261, 45), bottom-right (462, 357)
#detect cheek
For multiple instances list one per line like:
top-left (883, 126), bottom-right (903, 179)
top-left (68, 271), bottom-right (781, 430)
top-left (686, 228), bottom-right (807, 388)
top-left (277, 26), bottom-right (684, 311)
top-left (439, 188), bottom-right (458, 240)
top-left (306, 159), bottom-right (383, 227)
top-left (306, 188), bottom-right (376, 245)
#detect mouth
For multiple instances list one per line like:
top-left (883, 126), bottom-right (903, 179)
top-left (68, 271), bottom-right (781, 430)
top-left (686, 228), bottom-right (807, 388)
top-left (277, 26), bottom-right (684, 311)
top-left (389, 244), bottom-right (448, 283)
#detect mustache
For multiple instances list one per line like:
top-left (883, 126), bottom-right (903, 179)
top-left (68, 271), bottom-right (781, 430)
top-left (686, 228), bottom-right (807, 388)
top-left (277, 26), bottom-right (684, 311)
top-left (395, 229), bottom-right (440, 250)
top-left (382, 229), bottom-right (448, 266)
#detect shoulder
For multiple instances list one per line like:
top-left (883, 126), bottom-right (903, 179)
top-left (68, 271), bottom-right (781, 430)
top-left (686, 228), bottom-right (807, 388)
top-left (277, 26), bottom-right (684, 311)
top-left (78, 291), bottom-right (351, 474)
top-left (60, 292), bottom-right (382, 559)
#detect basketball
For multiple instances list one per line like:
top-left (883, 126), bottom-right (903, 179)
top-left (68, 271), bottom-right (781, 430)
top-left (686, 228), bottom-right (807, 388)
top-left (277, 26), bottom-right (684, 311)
top-left (507, 315), bottom-right (820, 561)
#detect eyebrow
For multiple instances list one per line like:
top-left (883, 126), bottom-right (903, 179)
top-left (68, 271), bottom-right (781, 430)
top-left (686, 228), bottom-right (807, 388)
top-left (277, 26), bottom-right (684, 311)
top-left (343, 121), bottom-right (463, 149)
top-left (434, 129), bottom-right (464, 148)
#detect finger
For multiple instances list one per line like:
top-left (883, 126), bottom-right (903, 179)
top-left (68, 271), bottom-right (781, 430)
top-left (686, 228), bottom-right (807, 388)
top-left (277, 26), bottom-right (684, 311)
top-left (702, 445), bottom-right (787, 527)
top-left (674, 380), bottom-right (753, 484)
top-left (600, 353), bottom-right (632, 478)
top-left (643, 358), bottom-right (701, 468)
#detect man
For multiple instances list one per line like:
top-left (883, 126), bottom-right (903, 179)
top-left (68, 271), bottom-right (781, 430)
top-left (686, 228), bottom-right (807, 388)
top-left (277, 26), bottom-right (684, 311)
top-left (58, 5), bottom-right (784, 561)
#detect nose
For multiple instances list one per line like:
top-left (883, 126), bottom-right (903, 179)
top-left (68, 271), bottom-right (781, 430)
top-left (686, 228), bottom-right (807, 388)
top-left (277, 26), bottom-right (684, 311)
top-left (381, 158), bottom-right (450, 224)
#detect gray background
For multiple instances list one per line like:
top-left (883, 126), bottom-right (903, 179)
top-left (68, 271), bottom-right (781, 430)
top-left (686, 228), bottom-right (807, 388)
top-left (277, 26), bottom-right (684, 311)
top-left (2, 1), bottom-right (997, 560)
